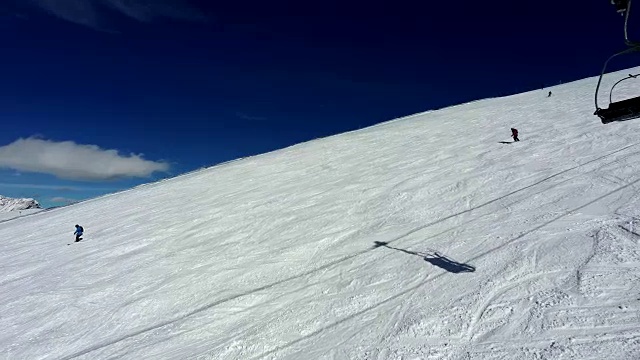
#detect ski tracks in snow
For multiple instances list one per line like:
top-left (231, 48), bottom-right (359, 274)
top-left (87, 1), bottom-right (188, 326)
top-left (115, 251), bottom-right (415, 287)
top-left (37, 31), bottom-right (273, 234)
top-left (195, 144), bottom-right (640, 360)
top-left (48, 143), bottom-right (640, 360)
top-left (6, 73), bottom-right (640, 359)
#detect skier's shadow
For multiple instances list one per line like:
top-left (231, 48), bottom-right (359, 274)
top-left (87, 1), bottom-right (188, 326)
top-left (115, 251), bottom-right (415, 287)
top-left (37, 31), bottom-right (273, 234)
top-left (373, 241), bottom-right (475, 273)
top-left (498, 141), bottom-right (513, 144)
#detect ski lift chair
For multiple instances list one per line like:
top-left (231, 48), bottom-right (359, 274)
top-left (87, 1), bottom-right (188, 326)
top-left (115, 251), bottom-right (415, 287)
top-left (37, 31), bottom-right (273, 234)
top-left (595, 0), bottom-right (640, 123)
top-left (595, 73), bottom-right (640, 123)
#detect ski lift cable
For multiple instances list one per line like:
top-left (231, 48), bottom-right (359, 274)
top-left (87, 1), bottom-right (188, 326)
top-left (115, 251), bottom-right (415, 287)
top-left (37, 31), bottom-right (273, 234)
top-left (624, 0), bottom-right (640, 46)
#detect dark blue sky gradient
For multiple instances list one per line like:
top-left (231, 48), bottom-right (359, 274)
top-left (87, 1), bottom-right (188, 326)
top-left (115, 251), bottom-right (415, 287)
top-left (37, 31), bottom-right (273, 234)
top-left (1, 0), bottom-right (639, 206)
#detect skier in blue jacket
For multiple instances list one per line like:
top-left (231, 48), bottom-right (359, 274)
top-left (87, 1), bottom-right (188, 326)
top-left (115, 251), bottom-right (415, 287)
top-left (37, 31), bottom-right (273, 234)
top-left (74, 224), bottom-right (84, 242)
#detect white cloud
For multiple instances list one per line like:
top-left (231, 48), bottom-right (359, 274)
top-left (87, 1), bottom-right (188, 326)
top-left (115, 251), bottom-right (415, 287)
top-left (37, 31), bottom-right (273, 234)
top-left (0, 138), bottom-right (169, 181)
top-left (25, 0), bottom-right (205, 29)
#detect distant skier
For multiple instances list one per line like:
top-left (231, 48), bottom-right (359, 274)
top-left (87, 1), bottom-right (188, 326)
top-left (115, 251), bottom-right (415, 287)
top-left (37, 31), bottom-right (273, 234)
top-left (511, 128), bottom-right (519, 142)
top-left (548, 91), bottom-right (552, 97)
top-left (74, 224), bottom-right (84, 242)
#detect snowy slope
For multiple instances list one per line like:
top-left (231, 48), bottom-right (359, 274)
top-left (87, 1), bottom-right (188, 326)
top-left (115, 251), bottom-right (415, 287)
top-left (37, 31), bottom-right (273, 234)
top-left (0, 209), bottom-right (43, 223)
top-left (2, 68), bottom-right (640, 360)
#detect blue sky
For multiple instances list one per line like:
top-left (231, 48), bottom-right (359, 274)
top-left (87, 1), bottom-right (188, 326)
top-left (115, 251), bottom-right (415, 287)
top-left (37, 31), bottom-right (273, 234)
top-left (0, 0), bottom-right (637, 207)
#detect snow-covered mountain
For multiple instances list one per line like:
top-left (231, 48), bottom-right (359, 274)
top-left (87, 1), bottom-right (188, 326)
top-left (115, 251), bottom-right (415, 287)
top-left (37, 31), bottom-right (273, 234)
top-left (0, 195), bottom-right (41, 212)
top-left (2, 67), bottom-right (640, 359)
top-left (0, 195), bottom-right (43, 222)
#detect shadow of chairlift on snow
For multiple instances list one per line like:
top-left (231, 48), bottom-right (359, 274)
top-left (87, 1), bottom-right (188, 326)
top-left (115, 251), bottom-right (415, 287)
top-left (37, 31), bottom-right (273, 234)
top-left (373, 241), bottom-right (475, 273)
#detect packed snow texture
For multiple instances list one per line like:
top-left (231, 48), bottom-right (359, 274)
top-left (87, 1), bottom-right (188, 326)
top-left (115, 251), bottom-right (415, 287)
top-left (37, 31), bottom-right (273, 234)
top-left (2, 68), bottom-right (640, 359)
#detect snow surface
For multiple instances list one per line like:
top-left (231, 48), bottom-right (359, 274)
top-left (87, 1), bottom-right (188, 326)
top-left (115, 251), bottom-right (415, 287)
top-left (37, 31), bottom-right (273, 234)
top-left (0, 209), bottom-right (43, 223)
top-left (2, 68), bottom-right (640, 359)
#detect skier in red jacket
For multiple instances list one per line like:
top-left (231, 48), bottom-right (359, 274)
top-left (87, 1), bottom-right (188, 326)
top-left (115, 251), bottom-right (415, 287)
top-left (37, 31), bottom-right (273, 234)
top-left (511, 128), bottom-right (519, 142)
